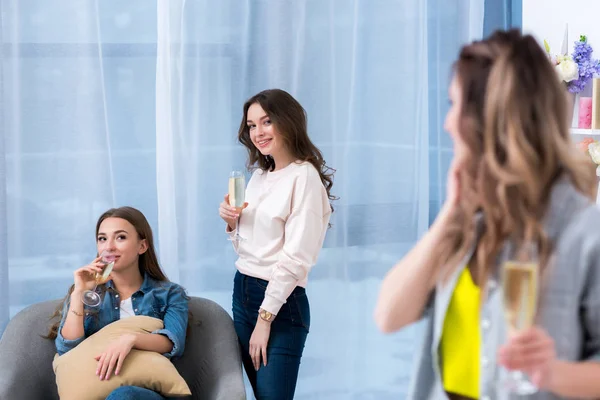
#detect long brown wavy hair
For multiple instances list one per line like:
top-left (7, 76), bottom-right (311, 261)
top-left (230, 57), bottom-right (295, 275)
top-left (438, 29), bottom-right (597, 286)
top-left (237, 89), bottom-right (337, 213)
top-left (45, 207), bottom-right (170, 339)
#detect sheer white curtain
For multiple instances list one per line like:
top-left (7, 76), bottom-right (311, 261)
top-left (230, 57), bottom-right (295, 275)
top-left (155, 0), bottom-right (484, 398)
top-left (0, 0), bottom-right (8, 330)
top-left (0, 0), bottom-right (158, 317)
top-left (1, 0), bottom-right (484, 398)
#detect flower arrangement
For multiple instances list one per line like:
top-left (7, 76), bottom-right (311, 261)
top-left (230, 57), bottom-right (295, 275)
top-left (578, 138), bottom-right (600, 175)
top-left (567, 36), bottom-right (600, 93)
top-left (545, 35), bottom-right (600, 92)
top-left (545, 39), bottom-right (579, 83)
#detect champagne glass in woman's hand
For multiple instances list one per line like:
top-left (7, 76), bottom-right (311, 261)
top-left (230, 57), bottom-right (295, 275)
top-left (221, 170), bottom-right (248, 243)
top-left (500, 241), bottom-right (540, 394)
top-left (81, 250), bottom-right (116, 307)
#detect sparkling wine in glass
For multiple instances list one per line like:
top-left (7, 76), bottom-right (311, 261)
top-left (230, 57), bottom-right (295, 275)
top-left (81, 251), bottom-right (116, 307)
top-left (501, 242), bottom-right (539, 395)
top-left (228, 170), bottom-right (246, 242)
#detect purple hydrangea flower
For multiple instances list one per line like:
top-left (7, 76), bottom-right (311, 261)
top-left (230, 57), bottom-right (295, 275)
top-left (567, 35), bottom-right (600, 93)
top-left (573, 41), bottom-right (592, 63)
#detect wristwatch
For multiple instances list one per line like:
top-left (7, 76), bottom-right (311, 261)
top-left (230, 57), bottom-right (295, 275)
top-left (259, 309), bottom-right (274, 322)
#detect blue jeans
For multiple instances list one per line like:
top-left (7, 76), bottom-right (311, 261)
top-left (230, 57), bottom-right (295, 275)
top-left (232, 271), bottom-right (310, 400)
top-left (106, 386), bottom-right (166, 400)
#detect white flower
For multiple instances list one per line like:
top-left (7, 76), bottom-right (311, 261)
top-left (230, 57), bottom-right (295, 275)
top-left (555, 57), bottom-right (579, 82)
top-left (588, 141), bottom-right (600, 165)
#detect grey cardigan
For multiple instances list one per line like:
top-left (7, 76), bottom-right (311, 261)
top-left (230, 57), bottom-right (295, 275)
top-left (408, 178), bottom-right (600, 400)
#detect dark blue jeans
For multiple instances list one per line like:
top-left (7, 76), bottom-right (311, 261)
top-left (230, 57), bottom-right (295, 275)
top-left (232, 271), bottom-right (310, 400)
top-left (106, 386), bottom-right (166, 399)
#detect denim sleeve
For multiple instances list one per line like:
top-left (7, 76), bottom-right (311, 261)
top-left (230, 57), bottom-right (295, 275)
top-left (151, 285), bottom-right (189, 359)
top-left (54, 296), bottom-right (85, 355)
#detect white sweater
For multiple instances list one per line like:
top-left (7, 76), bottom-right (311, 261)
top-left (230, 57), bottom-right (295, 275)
top-left (228, 161), bottom-right (331, 315)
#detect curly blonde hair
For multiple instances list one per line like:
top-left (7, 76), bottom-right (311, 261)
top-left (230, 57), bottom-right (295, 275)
top-left (438, 30), bottom-right (597, 286)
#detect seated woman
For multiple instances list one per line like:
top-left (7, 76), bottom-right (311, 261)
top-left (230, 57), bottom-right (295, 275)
top-left (46, 206), bottom-right (189, 400)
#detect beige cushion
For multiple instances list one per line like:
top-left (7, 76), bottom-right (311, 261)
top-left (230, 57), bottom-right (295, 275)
top-left (52, 316), bottom-right (191, 400)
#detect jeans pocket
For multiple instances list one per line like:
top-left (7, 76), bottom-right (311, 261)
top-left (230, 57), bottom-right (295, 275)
top-left (292, 292), bottom-right (310, 332)
top-left (253, 277), bottom-right (269, 290)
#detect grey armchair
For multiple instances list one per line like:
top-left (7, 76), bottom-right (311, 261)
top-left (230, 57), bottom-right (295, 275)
top-left (0, 296), bottom-right (246, 400)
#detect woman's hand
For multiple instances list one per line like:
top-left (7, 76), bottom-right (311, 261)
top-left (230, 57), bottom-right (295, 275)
top-left (439, 157), bottom-right (466, 217)
top-left (498, 326), bottom-right (557, 389)
top-left (95, 333), bottom-right (137, 380)
top-left (219, 194), bottom-right (248, 230)
top-left (446, 158), bottom-right (463, 208)
top-left (249, 317), bottom-right (271, 371)
top-left (73, 257), bottom-right (105, 292)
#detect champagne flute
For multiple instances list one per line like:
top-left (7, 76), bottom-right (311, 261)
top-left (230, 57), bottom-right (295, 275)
top-left (228, 170), bottom-right (246, 243)
top-left (500, 241), bottom-right (539, 394)
top-left (81, 250), bottom-right (116, 307)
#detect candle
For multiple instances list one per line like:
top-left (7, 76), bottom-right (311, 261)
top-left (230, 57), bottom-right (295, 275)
top-left (579, 97), bottom-right (593, 129)
top-left (593, 79), bottom-right (600, 129)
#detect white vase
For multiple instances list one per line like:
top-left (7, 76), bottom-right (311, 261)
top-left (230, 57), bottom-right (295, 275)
top-left (571, 92), bottom-right (580, 128)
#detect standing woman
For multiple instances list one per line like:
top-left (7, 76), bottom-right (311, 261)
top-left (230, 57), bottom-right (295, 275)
top-left (375, 30), bottom-right (600, 399)
top-left (219, 89), bottom-right (335, 399)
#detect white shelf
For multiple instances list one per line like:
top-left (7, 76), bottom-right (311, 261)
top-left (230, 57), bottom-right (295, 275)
top-left (571, 128), bottom-right (600, 135)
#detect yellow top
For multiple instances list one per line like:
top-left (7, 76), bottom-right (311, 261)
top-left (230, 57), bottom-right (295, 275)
top-left (440, 267), bottom-right (480, 399)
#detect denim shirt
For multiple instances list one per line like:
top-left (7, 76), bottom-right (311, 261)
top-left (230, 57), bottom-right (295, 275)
top-left (55, 273), bottom-right (189, 359)
top-left (408, 178), bottom-right (600, 400)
